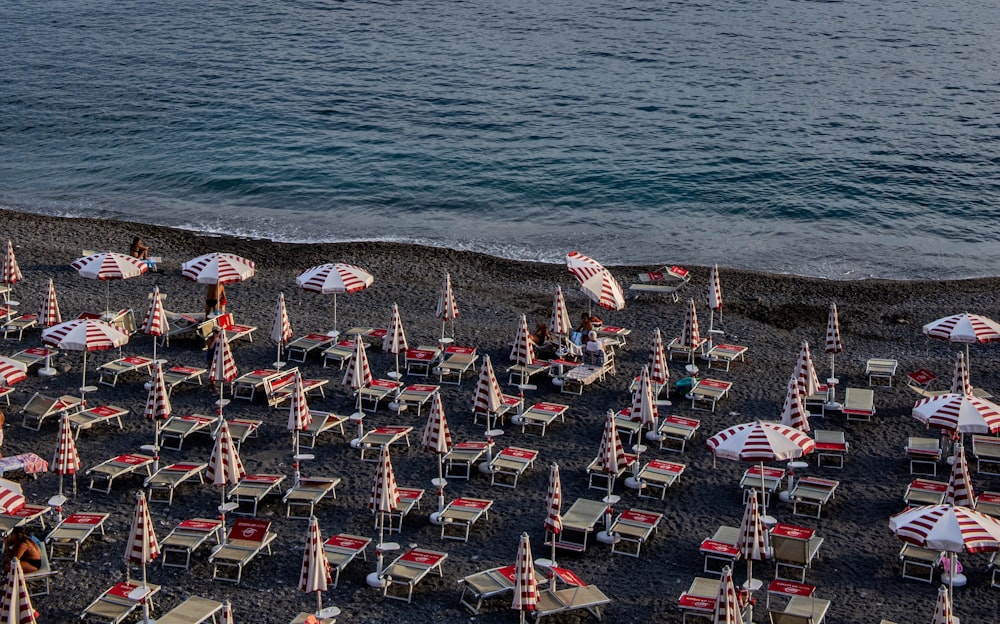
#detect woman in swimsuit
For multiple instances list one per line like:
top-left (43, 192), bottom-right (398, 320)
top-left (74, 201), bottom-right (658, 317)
top-left (3, 527), bottom-right (42, 573)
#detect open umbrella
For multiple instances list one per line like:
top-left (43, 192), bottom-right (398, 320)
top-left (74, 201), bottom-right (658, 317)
top-left (0, 357), bottom-right (27, 389)
top-left (296, 262), bottom-right (373, 337)
top-left (779, 374), bottom-right (810, 433)
top-left (140, 287), bottom-right (169, 362)
top-left (37, 278), bottom-right (62, 328)
top-left (713, 566), bottom-right (741, 624)
top-left (50, 413), bottom-right (81, 500)
top-left (945, 445), bottom-right (974, 508)
top-left (299, 516), bottom-right (332, 614)
top-left (549, 286), bottom-right (572, 337)
top-left (205, 420), bottom-right (246, 545)
top-left (679, 299), bottom-right (701, 364)
top-left (0, 480), bottom-right (25, 516)
top-left (287, 371), bottom-right (313, 488)
top-left (367, 444), bottom-right (399, 588)
top-left (472, 355), bottom-right (504, 433)
top-left (2, 241), bottom-right (22, 287)
top-left (0, 558), bottom-right (38, 624)
top-left (422, 394), bottom-right (452, 524)
top-left (343, 336), bottom-right (372, 415)
top-left (825, 303), bottom-right (842, 379)
top-left (42, 318), bottom-right (129, 400)
top-left (565, 251), bottom-right (625, 312)
top-left (383, 303), bottom-right (408, 379)
top-left (512, 533), bottom-right (539, 624)
top-left (143, 362), bottom-right (171, 472)
top-left (923, 312), bottom-right (1000, 370)
top-left (931, 584), bottom-right (955, 624)
top-left (706, 263), bottom-right (723, 341)
top-left (270, 292), bottom-right (292, 368)
top-left (912, 393), bottom-right (1000, 435)
top-left (736, 495), bottom-right (768, 591)
top-left (182, 252), bottom-right (256, 285)
top-left (71, 251), bottom-right (148, 314)
top-left (544, 463), bottom-right (563, 570)
top-left (436, 273), bottom-right (459, 340)
top-left (209, 332), bottom-right (238, 419)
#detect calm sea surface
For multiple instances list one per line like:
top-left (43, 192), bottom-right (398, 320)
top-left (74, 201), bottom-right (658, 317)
top-left (2, 0), bottom-right (999, 279)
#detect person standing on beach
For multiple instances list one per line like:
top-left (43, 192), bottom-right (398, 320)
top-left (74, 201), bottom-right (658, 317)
top-left (205, 283), bottom-right (224, 316)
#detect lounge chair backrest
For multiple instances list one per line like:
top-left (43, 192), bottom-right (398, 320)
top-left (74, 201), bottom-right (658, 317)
top-left (773, 534), bottom-right (811, 565)
top-left (228, 518), bottom-right (271, 543)
top-left (216, 313), bottom-right (234, 329)
top-left (769, 613), bottom-right (814, 624)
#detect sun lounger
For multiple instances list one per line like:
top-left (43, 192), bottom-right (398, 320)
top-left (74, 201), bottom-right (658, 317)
top-left (706, 343), bottom-right (749, 371)
top-left (790, 476), bottom-right (839, 519)
top-left (613, 408), bottom-right (643, 445)
top-left (489, 446), bottom-right (539, 488)
top-left (232, 368), bottom-right (283, 401)
top-left (609, 508), bottom-right (663, 557)
top-left (97, 355), bottom-right (153, 386)
top-left (636, 459), bottom-right (686, 500)
top-left (0, 386), bottom-right (12, 406)
top-left (379, 487), bottom-right (425, 534)
top-left (813, 430), bottom-right (848, 468)
top-left (972, 435), bottom-right (1000, 474)
top-left (262, 368), bottom-right (328, 407)
top-left (23, 534), bottom-right (57, 596)
top-left (1, 313), bottom-right (37, 340)
top-left (358, 378), bottom-right (402, 413)
top-left (283, 476), bottom-right (341, 518)
top-left (668, 337), bottom-right (708, 362)
top-left (658, 415), bottom-right (701, 452)
top-left (435, 345), bottom-right (478, 384)
top-left (472, 393), bottom-right (523, 427)
top-left (46, 511), bottom-right (110, 562)
top-left (79, 308), bottom-right (137, 336)
top-left (865, 358), bottom-right (898, 386)
top-left (457, 565), bottom-right (517, 614)
top-left (144, 462), bottom-right (207, 505)
top-left (689, 378), bottom-right (732, 412)
top-left (444, 441), bottom-right (489, 479)
top-left (991, 551), bottom-right (1000, 588)
top-left (160, 518), bottom-right (224, 569)
top-left (228, 417), bottom-right (262, 448)
top-left (741, 465), bottom-right (786, 508)
top-left (550, 498), bottom-right (608, 552)
top-left (772, 523), bottom-right (823, 583)
top-left (394, 383), bottom-right (440, 417)
top-left (597, 324), bottom-right (630, 348)
top-left (903, 478), bottom-right (948, 506)
top-left (159, 414), bottom-right (219, 451)
top-left (405, 345), bottom-right (442, 377)
top-left (0, 504), bottom-right (52, 537)
top-left (677, 576), bottom-right (751, 624)
top-left (286, 333), bottom-right (337, 364)
top-left (898, 543), bottom-right (942, 583)
top-left (80, 580), bottom-right (161, 624)
top-left (209, 518), bottom-right (277, 584)
top-left (162, 365), bottom-right (208, 395)
top-left (700, 525), bottom-right (741, 575)
top-left (9, 346), bottom-right (57, 371)
top-left (586, 452), bottom-right (638, 491)
top-left (67, 404), bottom-right (127, 438)
top-left (300, 410), bottom-right (347, 448)
top-left (507, 359), bottom-right (550, 387)
top-left (560, 351), bottom-right (614, 395)
top-left (20, 392), bottom-right (83, 431)
top-left (154, 596), bottom-right (223, 624)
top-left (518, 401), bottom-right (569, 436)
top-left (228, 473), bottom-right (286, 516)
top-left (323, 533), bottom-right (371, 587)
top-left (905, 436), bottom-right (942, 476)
top-left (344, 326), bottom-right (388, 346)
top-left (976, 491), bottom-right (1000, 517)
top-left (439, 497), bottom-right (493, 541)
top-left (87, 453), bottom-right (155, 494)
top-left (379, 547), bottom-right (448, 603)
top-left (535, 584), bottom-right (612, 623)
top-left (321, 339), bottom-right (357, 369)
top-left (215, 312), bottom-right (257, 344)
top-left (357, 425), bottom-right (413, 461)
top-left (841, 387), bottom-right (875, 422)
top-left (629, 265), bottom-right (691, 302)
top-left (161, 311), bottom-right (213, 346)
top-left (768, 595), bottom-right (831, 624)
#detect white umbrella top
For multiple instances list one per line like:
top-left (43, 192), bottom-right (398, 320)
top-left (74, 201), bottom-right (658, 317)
top-left (706, 421), bottom-right (816, 463)
top-left (42, 319), bottom-right (128, 352)
top-left (71, 252), bottom-right (148, 281)
top-left (889, 504), bottom-right (1000, 554)
top-left (924, 313), bottom-right (1000, 344)
top-left (182, 252), bottom-right (256, 285)
top-left (565, 251), bottom-right (625, 311)
top-left (296, 262), bottom-right (372, 294)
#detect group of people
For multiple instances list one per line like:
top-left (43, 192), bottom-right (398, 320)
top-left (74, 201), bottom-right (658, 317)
top-left (526, 312), bottom-right (604, 358)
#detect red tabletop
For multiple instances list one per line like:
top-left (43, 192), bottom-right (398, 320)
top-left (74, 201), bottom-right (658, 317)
top-left (550, 566), bottom-right (587, 587)
top-left (303, 333), bottom-right (331, 341)
top-left (325, 534), bottom-right (369, 550)
top-left (181, 414), bottom-right (214, 423)
top-left (64, 513), bottom-right (106, 525)
top-left (373, 426), bottom-right (411, 435)
top-left (772, 523), bottom-right (815, 539)
top-left (700, 540), bottom-right (740, 556)
top-left (406, 349), bottom-right (436, 360)
top-left (177, 519), bottom-right (221, 531)
top-left (230, 518), bottom-right (270, 542)
top-left (169, 366), bottom-right (201, 374)
top-left (113, 454), bottom-right (150, 465)
top-left (400, 549), bottom-right (445, 565)
top-left (369, 328), bottom-right (387, 338)
top-left (908, 368), bottom-right (937, 384)
top-left (248, 369), bottom-right (278, 376)
top-left (815, 441), bottom-right (847, 451)
top-left (679, 594), bottom-right (715, 610)
top-left (978, 491), bottom-right (1000, 504)
top-left (23, 347), bottom-right (51, 356)
top-left (496, 565), bottom-right (517, 583)
top-left (107, 581), bottom-right (147, 599)
top-left (397, 488), bottom-right (424, 500)
top-left (716, 344), bottom-right (747, 353)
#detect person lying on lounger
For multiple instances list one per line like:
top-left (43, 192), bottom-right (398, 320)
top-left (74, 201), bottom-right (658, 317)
top-left (3, 527), bottom-right (41, 574)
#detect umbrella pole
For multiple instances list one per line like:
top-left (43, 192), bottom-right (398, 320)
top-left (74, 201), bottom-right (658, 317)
top-left (293, 431), bottom-right (301, 488)
top-left (440, 319), bottom-right (446, 341)
top-left (316, 589), bottom-right (322, 614)
top-left (759, 460), bottom-right (767, 516)
top-left (153, 420), bottom-right (160, 473)
top-left (80, 351), bottom-right (89, 403)
top-left (220, 487), bottom-right (228, 545)
top-left (332, 294), bottom-right (338, 335)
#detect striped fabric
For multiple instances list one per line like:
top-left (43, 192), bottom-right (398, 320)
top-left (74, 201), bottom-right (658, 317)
top-left (912, 394), bottom-right (1000, 435)
top-left (712, 566), bottom-right (741, 624)
top-left (209, 333), bottom-right (238, 386)
top-left (509, 314), bottom-right (535, 366)
top-left (296, 262), bottom-right (372, 294)
top-left (511, 533), bottom-right (538, 613)
top-left (825, 303), bottom-right (842, 354)
top-left (706, 264), bottom-right (722, 313)
top-left (630, 365), bottom-right (659, 432)
top-left (549, 286), bottom-right (572, 336)
top-left (923, 313), bottom-right (1000, 344)
top-left (369, 444), bottom-right (399, 514)
top-left (598, 410), bottom-right (629, 476)
top-left (738, 495), bottom-right (768, 563)
top-left (0, 357), bottom-right (27, 388)
top-left (205, 420), bottom-right (246, 487)
top-left (436, 272), bottom-right (460, 322)
top-left (182, 252), bottom-right (256, 285)
top-left (779, 374), bottom-right (810, 433)
top-left (37, 278), bottom-right (62, 328)
top-left (648, 328), bottom-right (669, 386)
top-left (0, 480), bottom-right (26, 515)
top-left (141, 287), bottom-right (169, 337)
top-left (422, 394), bottom-right (452, 455)
top-left (287, 371), bottom-right (312, 433)
top-left (125, 491), bottom-right (159, 567)
top-left (565, 251), bottom-right (625, 311)
top-left (706, 421), bottom-right (816, 463)
top-left (931, 585), bottom-right (955, 624)
top-left (794, 341), bottom-right (820, 400)
top-left (382, 303), bottom-right (408, 355)
top-left (144, 362), bottom-right (171, 423)
top-left (945, 445), bottom-right (975, 508)
top-left (950, 352), bottom-right (973, 396)
top-left (544, 463), bottom-right (563, 535)
top-left (0, 559), bottom-right (38, 624)
top-left (679, 299), bottom-right (701, 353)
top-left (889, 504), bottom-right (1000, 554)
top-left (42, 318), bottom-right (128, 351)
top-left (2, 240), bottom-right (22, 285)
top-left (299, 516), bottom-right (331, 594)
top-left (51, 414), bottom-right (81, 477)
top-left (472, 355), bottom-right (504, 417)
top-left (71, 252), bottom-right (147, 281)
top-left (220, 601), bottom-right (234, 624)
top-left (342, 336), bottom-right (372, 390)
top-left (270, 292), bottom-right (293, 346)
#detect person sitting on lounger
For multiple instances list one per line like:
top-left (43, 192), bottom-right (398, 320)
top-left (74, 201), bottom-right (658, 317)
top-left (129, 236), bottom-right (150, 261)
top-left (3, 527), bottom-right (41, 574)
top-left (530, 323), bottom-right (558, 357)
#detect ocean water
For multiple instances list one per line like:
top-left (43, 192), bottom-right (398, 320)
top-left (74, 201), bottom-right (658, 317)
top-left (1, 0), bottom-right (999, 280)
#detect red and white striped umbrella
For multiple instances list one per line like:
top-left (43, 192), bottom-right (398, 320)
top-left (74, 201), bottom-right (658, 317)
top-left (370, 443), bottom-right (400, 515)
top-left (565, 251), bottom-right (625, 311)
top-left (912, 393), bottom-right (1000, 435)
top-left (51, 413), bottom-right (81, 497)
top-left (597, 410), bottom-right (629, 479)
top-left (0, 357), bottom-right (27, 388)
top-left (296, 262), bottom-right (373, 335)
top-left (144, 362), bottom-right (172, 423)
top-left (270, 292), bottom-right (293, 351)
top-left (299, 515), bottom-right (332, 612)
top-left (72, 252), bottom-right (149, 313)
top-left (950, 351), bottom-right (972, 396)
top-left (510, 314), bottom-right (536, 367)
top-left (206, 420), bottom-right (246, 487)
top-left (945, 445), bottom-right (975, 508)
top-left (220, 601), bottom-right (234, 624)
top-left (287, 371), bottom-right (312, 434)
top-left (511, 532), bottom-right (539, 620)
top-left (706, 263), bottom-right (723, 329)
top-left (630, 365), bottom-right (658, 434)
top-left (2, 241), bottom-right (22, 285)
top-left (436, 272), bottom-right (460, 339)
top-left (342, 335), bottom-right (372, 392)
top-left (648, 328), bottom-right (669, 387)
top-left (931, 585), bottom-right (955, 624)
top-left (707, 421), bottom-right (816, 464)
top-left (383, 303), bottom-right (408, 377)
top-left (544, 463), bottom-right (563, 567)
top-left (712, 565), bottom-right (741, 624)
top-left (737, 495), bottom-right (768, 592)
top-left (825, 302), bottom-right (842, 378)
top-left (549, 286), bottom-right (572, 336)
top-left (141, 287), bottom-right (169, 361)
top-left (182, 252), bottom-right (256, 285)
top-left (209, 332), bottom-right (238, 391)
top-left (678, 298), bottom-right (701, 363)
top-left (37, 278), bottom-right (62, 328)
top-left (472, 355), bottom-right (504, 423)
top-left (0, 479), bottom-right (26, 515)
top-left (779, 374), bottom-right (810, 433)
top-left (794, 341), bottom-right (820, 400)
top-left (125, 491), bottom-right (159, 583)
top-left (42, 318), bottom-right (129, 391)
top-left (422, 394), bottom-right (453, 456)
top-left (0, 558), bottom-right (38, 624)
top-left (890, 504), bottom-right (1000, 553)
top-left (924, 312), bottom-right (1000, 367)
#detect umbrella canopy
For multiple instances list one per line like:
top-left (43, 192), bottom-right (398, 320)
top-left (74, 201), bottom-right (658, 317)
top-left (343, 336), bottom-right (372, 392)
top-left (565, 251), bottom-right (625, 311)
top-left (370, 444), bottom-right (400, 516)
top-left (422, 394), bottom-right (453, 456)
top-left (779, 374), bottom-right (810, 433)
top-left (0, 558), bottom-right (38, 624)
top-left (182, 253), bottom-right (256, 285)
top-left (924, 312), bottom-right (1000, 367)
top-left (296, 262), bottom-right (373, 335)
top-left (436, 273), bottom-right (460, 339)
top-left (209, 332), bottom-right (238, 388)
top-left (472, 355), bottom-right (504, 424)
top-left (37, 278), bottom-right (62, 328)
top-left (678, 298), bottom-right (701, 363)
top-left (597, 410), bottom-right (629, 477)
top-left (890, 504), bottom-right (1000, 554)
top-left (648, 328), bottom-right (669, 387)
top-left (144, 362), bottom-right (172, 423)
top-left (287, 371), bottom-right (312, 435)
top-left (206, 420), bottom-right (246, 488)
top-left (737, 495), bottom-right (768, 589)
top-left (51, 413), bottom-right (81, 496)
top-left (511, 533), bottom-right (539, 618)
top-left (794, 341), bottom-right (820, 400)
top-left (125, 491), bottom-right (159, 579)
top-left (383, 303), bottom-right (408, 377)
top-left (825, 303), bottom-right (842, 378)
top-left (713, 566), bottom-right (741, 624)
top-left (945, 445), bottom-right (975, 508)
top-left (270, 293), bottom-right (293, 364)
top-left (72, 252), bottom-right (148, 281)
top-left (510, 314), bottom-right (536, 367)
top-left (220, 601), bottom-right (234, 624)
top-left (42, 318), bottom-right (129, 392)
top-left (1, 241), bottom-right (22, 285)
top-left (0, 357), bottom-right (27, 388)
top-left (299, 516), bottom-right (332, 605)
top-left (707, 421), bottom-right (816, 464)
top-left (544, 463), bottom-right (563, 536)
top-left (549, 286), bottom-right (572, 336)
top-left (912, 393), bottom-right (1000, 435)
top-left (141, 286), bottom-right (169, 339)
top-left (630, 365), bottom-right (658, 434)
top-left (949, 352), bottom-right (972, 396)
top-left (931, 585), bottom-right (955, 624)
top-left (0, 479), bottom-right (26, 515)
top-left (707, 263), bottom-right (722, 327)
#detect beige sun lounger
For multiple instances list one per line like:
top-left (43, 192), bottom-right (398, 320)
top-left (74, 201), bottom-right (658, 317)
top-left (154, 596), bottom-right (223, 624)
top-left (700, 525), bottom-right (741, 575)
top-left (518, 402), bottom-right (569, 436)
top-left (444, 441), bottom-right (489, 479)
top-left (706, 343), bottom-right (749, 371)
top-left (904, 478), bottom-right (948, 506)
top-left (160, 518), bottom-right (224, 569)
top-left (534, 583), bottom-right (612, 622)
top-left (813, 430), bottom-right (849, 469)
top-left (159, 414), bottom-right (219, 451)
top-left (0, 504), bottom-right (52, 537)
top-left (216, 312), bottom-right (257, 344)
top-left (688, 378), bottom-right (732, 412)
top-left (97, 355), bottom-right (153, 386)
top-left (658, 415), bottom-right (701, 452)
top-left (20, 392), bottom-right (83, 431)
top-left (865, 358), bottom-right (898, 386)
top-left (550, 498), bottom-right (608, 553)
top-left (358, 425), bottom-right (413, 461)
top-left (668, 336), bottom-right (708, 362)
top-left (162, 365), bottom-right (208, 395)
top-left (209, 518), bottom-right (277, 584)
top-left (636, 459), bottom-right (686, 500)
top-left (46, 511), bottom-right (110, 562)
top-left (489, 446), bottom-right (539, 488)
top-left (80, 580), bottom-right (161, 624)
top-left (2, 313), bottom-right (37, 340)
top-left (323, 533), bottom-right (371, 587)
top-left (67, 404), bottom-right (127, 438)
top-left (379, 487), bottom-right (425, 534)
top-left (439, 497), bottom-right (493, 541)
top-left (976, 491), bottom-right (1000, 517)
top-left (379, 547), bottom-right (448, 603)
top-left (358, 378), bottom-right (402, 413)
top-left (144, 462), bottom-right (207, 505)
top-left (300, 410), bottom-right (347, 448)
top-left (906, 436), bottom-right (942, 476)
top-left (285, 333), bottom-right (337, 363)
top-left (435, 346), bottom-right (478, 384)
top-left (228, 417), bottom-right (263, 448)
top-left (629, 265), bottom-right (691, 302)
top-left (457, 565), bottom-right (516, 614)
top-left (972, 435), bottom-right (1000, 474)
top-left (790, 476), bottom-right (839, 519)
top-left (899, 543), bottom-right (942, 583)
top-left (585, 452), bottom-right (638, 491)
top-left (678, 577), bottom-right (750, 624)
top-left (87, 453), bottom-right (155, 494)
top-left (10, 346), bottom-right (57, 370)
top-left (228, 473), bottom-right (286, 516)
top-left (768, 595), bottom-right (831, 624)
top-left (283, 476), bottom-right (341, 518)
top-left (232, 368), bottom-right (283, 401)
top-left (322, 339), bottom-right (358, 369)
top-left (842, 387), bottom-right (875, 422)
top-left (394, 383), bottom-right (441, 416)
top-left (609, 508), bottom-right (663, 557)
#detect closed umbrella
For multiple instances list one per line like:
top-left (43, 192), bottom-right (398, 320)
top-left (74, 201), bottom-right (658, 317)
top-left (0, 558), bottom-right (38, 624)
top-left (140, 287), bottom-right (169, 362)
top-left (706, 263), bottom-right (723, 344)
top-left (296, 262), bottom-right (373, 337)
top-left (549, 286), bottom-right (572, 337)
top-left (472, 355), bottom-right (504, 433)
top-left (209, 332), bottom-right (238, 418)
top-left (220, 601), bottom-right (234, 624)
top-left (629, 365), bottom-right (659, 443)
top-left (124, 491), bottom-right (159, 624)
top-left (595, 410), bottom-right (628, 544)
top-left (287, 371), bottom-right (313, 488)
top-left (713, 566), bottom-right (741, 624)
top-left (794, 341), bottom-right (820, 402)
top-left (512, 533), bottom-right (539, 624)
top-left (367, 444), bottom-right (399, 588)
top-left (945, 445), bottom-right (975, 508)
top-left (71, 251), bottom-right (148, 314)
top-left (205, 420), bottom-right (246, 545)
top-left (436, 272), bottom-right (459, 339)
top-left (679, 299), bottom-right (701, 363)
top-left (51, 413), bottom-right (80, 498)
top-left (949, 352), bottom-right (972, 396)
top-left (382, 303), bottom-right (408, 378)
top-left (779, 374), bottom-right (810, 433)
top-left (422, 394), bottom-right (452, 524)
top-left (565, 251), bottom-right (625, 312)
top-left (648, 328), bottom-right (669, 390)
top-left (299, 516), bottom-right (332, 614)
top-left (510, 314), bottom-right (536, 368)
top-left (544, 463), bottom-right (563, 570)
top-left (270, 292), bottom-right (292, 368)
top-left (343, 336), bottom-right (372, 414)
top-left (143, 362), bottom-right (171, 472)
top-left (825, 303), bottom-right (842, 378)
top-left (737, 495), bottom-right (768, 591)
top-left (37, 278), bottom-right (62, 328)
top-left (1, 241), bottom-right (22, 287)
top-left (42, 318), bottom-right (129, 400)
top-left (930, 584), bottom-right (955, 624)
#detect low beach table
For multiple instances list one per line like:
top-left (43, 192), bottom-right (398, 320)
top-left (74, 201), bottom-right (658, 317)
top-left (160, 518), bottom-right (224, 569)
top-left (87, 453), bottom-right (154, 494)
top-left (705, 343), bottom-right (749, 371)
top-left (518, 402), bottom-right (569, 436)
top-left (358, 425), bottom-right (414, 461)
top-left (395, 383), bottom-right (440, 416)
top-left (46, 511), bottom-right (110, 561)
top-left (658, 415), bottom-right (701, 452)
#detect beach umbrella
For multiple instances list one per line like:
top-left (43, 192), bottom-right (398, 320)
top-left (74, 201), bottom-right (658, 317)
top-left (287, 371), bottom-right (313, 487)
top-left (706, 421), bottom-right (816, 514)
top-left (143, 362), bottom-right (171, 472)
top-left (51, 412), bottom-right (80, 497)
top-left (630, 365), bottom-right (659, 439)
top-left (472, 355), bottom-right (504, 431)
top-left (37, 278), bottom-right (62, 328)
top-left (125, 491), bottom-right (159, 584)
top-left (181, 252), bottom-right (256, 285)
top-left (510, 314), bottom-right (536, 367)
top-left (299, 516), bottom-right (332, 614)
top-left (140, 286), bottom-right (169, 361)
top-left (511, 532), bottom-right (539, 624)
top-left (368, 444), bottom-right (399, 588)
top-left (737, 495), bottom-right (768, 592)
top-left (0, 480), bottom-right (25, 516)
top-left (706, 263), bottom-right (723, 333)
top-left (209, 331), bottom-right (238, 418)
top-left (422, 394), bottom-right (452, 523)
top-left (713, 566), bottom-right (741, 624)
top-left (648, 328), bottom-right (669, 388)
top-left (220, 601), bottom-right (234, 624)
top-left (945, 445), bottom-right (975, 508)
top-left (1, 241), bottom-right (22, 286)
top-left (296, 262), bottom-right (373, 336)
top-left (949, 352), bottom-right (972, 396)
top-left (270, 292), bottom-right (293, 367)
top-left (0, 558), bottom-right (38, 624)
top-left (794, 341), bottom-right (820, 401)
top-left (436, 272), bottom-right (459, 339)
top-left (677, 298), bottom-right (701, 364)
top-left (565, 251), bottom-right (625, 312)
top-left (42, 318), bottom-right (128, 398)
top-left (0, 357), bottom-right (27, 389)
top-left (382, 303), bottom-right (408, 378)
top-left (343, 336), bottom-right (372, 414)
top-left (595, 410), bottom-right (628, 543)
top-left (923, 312), bottom-right (1000, 370)
top-left (779, 374), bottom-right (810, 433)
top-left (544, 463), bottom-right (563, 569)
top-left (205, 420), bottom-right (246, 544)
top-left (825, 303), bottom-right (842, 379)
top-left (930, 585), bottom-right (955, 624)
top-left (71, 251), bottom-right (148, 313)
top-left (549, 286), bottom-right (572, 336)
top-left (912, 393), bottom-right (1000, 435)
